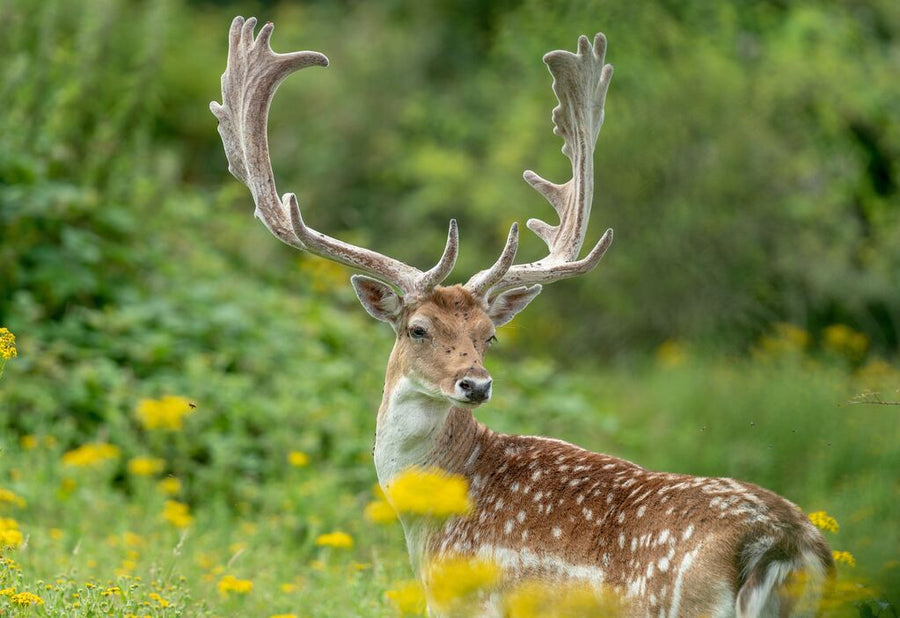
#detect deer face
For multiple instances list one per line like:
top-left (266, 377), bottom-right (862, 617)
top-left (351, 277), bottom-right (541, 407)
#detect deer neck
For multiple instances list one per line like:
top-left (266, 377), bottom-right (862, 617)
top-left (374, 368), bottom-right (489, 573)
top-left (373, 375), bottom-right (485, 487)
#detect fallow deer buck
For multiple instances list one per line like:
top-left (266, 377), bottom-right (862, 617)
top-left (211, 16), bottom-right (833, 617)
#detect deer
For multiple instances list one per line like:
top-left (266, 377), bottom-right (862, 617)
top-left (210, 16), bottom-right (834, 617)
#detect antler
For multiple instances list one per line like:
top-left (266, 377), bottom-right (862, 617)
top-left (466, 33), bottom-right (614, 298)
top-left (210, 17), bottom-right (458, 296)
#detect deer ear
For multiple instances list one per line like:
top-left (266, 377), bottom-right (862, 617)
top-left (351, 275), bottom-right (403, 325)
top-left (486, 285), bottom-right (542, 327)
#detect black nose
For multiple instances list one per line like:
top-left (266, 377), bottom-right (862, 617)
top-left (456, 377), bottom-right (492, 403)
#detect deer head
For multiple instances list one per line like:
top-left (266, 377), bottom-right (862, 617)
top-left (210, 17), bottom-right (613, 412)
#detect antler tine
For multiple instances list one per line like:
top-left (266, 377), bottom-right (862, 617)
top-left (211, 17), bottom-right (456, 296)
top-left (467, 33), bottom-right (615, 297)
top-left (466, 223), bottom-right (519, 297)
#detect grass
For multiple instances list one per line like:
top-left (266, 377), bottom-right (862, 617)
top-left (1, 327), bottom-right (898, 616)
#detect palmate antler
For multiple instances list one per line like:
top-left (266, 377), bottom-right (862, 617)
top-left (210, 17), bottom-right (458, 297)
top-left (211, 17), bottom-right (613, 302)
top-left (466, 34), bottom-right (615, 298)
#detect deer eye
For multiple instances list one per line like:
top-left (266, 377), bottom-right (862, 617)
top-left (409, 325), bottom-right (428, 340)
top-left (486, 335), bottom-right (498, 347)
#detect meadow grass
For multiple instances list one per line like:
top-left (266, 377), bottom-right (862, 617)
top-left (1, 326), bottom-right (897, 616)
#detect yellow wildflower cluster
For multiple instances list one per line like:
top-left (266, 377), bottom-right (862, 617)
top-left (0, 327), bottom-right (17, 360)
top-left (162, 500), bottom-right (193, 528)
top-left (315, 531), bottom-right (354, 549)
top-left (364, 484), bottom-right (398, 524)
top-left (61, 443), bottom-right (120, 467)
top-left (504, 580), bottom-right (625, 617)
top-left (832, 551), bottom-right (856, 567)
top-left (823, 324), bottom-right (868, 361)
top-left (135, 395), bottom-right (195, 431)
top-left (0, 518), bottom-right (23, 548)
top-left (287, 451), bottom-right (310, 467)
top-left (385, 580), bottom-right (427, 616)
top-left (127, 456), bottom-right (165, 476)
top-left (425, 555), bottom-right (501, 612)
top-left (755, 323), bottom-right (810, 357)
top-left (0, 488), bottom-right (25, 508)
top-left (217, 575), bottom-right (253, 595)
top-left (808, 510), bottom-right (839, 533)
top-left (9, 591), bottom-right (44, 606)
top-left (385, 467), bottom-right (472, 518)
top-left (149, 592), bottom-right (171, 607)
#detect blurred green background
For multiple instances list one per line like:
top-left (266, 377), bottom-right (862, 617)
top-left (1, 0), bottom-right (898, 614)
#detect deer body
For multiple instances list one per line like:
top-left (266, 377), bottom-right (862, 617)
top-left (211, 17), bottom-right (833, 615)
top-left (372, 286), bottom-right (831, 616)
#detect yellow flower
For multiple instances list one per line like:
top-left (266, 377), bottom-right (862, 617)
top-left (755, 323), bottom-right (810, 357)
top-left (19, 435), bottom-right (37, 450)
top-left (127, 456), bottom-right (165, 476)
top-left (315, 531), bottom-right (354, 549)
top-left (149, 592), bottom-right (171, 607)
top-left (288, 451), bottom-right (310, 467)
top-left (386, 467), bottom-right (472, 518)
top-left (135, 396), bottom-right (195, 431)
top-left (217, 575), bottom-right (253, 595)
top-left (425, 556), bottom-right (501, 611)
top-left (162, 500), bottom-right (193, 528)
top-left (0, 518), bottom-right (23, 548)
top-left (0, 328), bottom-right (17, 360)
top-left (808, 510), bottom-right (839, 533)
top-left (503, 580), bottom-right (624, 617)
top-left (655, 339), bottom-right (687, 368)
top-left (385, 580), bottom-right (427, 616)
top-left (157, 477), bottom-right (182, 495)
top-left (10, 591), bottom-right (43, 606)
top-left (123, 531), bottom-right (145, 548)
top-left (61, 443), bottom-right (120, 467)
top-left (365, 499), bottom-right (398, 524)
top-left (832, 551), bottom-right (856, 567)
top-left (0, 587), bottom-right (15, 596)
top-left (823, 324), bottom-right (868, 361)
top-left (0, 488), bottom-right (25, 508)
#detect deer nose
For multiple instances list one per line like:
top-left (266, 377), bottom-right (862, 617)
top-left (456, 377), bottom-right (492, 403)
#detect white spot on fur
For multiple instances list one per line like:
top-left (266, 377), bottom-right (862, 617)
top-left (637, 505), bottom-right (646, 518)
top-left (504, 520), bottom-right (514, 534)
top-left (682, 524), bottom-right (694, 541)
top-left (552, 527), bottom-right (562, 539)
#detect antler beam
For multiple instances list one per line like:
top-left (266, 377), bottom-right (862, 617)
top-left (210, 17), bottom-right (457, 296)
top-left (467, 33), bottom-right (614, 297)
